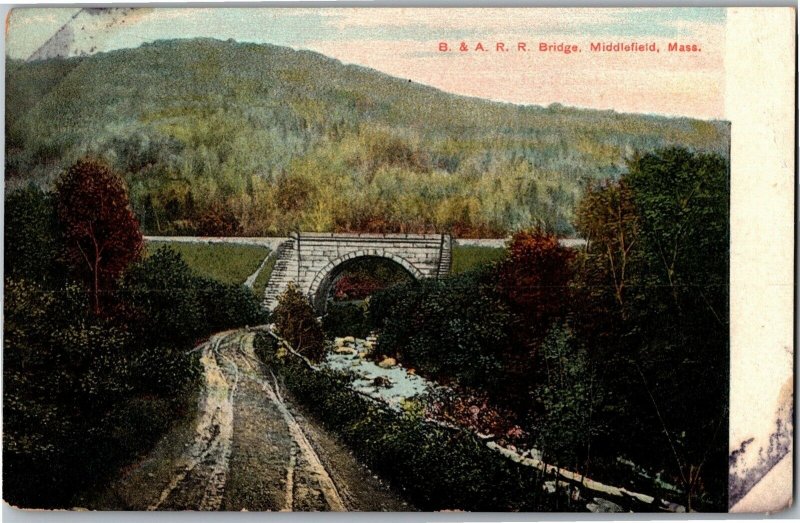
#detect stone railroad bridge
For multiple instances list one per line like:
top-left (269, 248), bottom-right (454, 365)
top-left (264, 232), bottom-right (452, 311)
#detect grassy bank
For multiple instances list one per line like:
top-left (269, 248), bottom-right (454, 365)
top-left (145, 241), bottom-right (269, 286)
top-left (251, 253), bottom-right (278, 300)
top-left (451, 245), bottom-right (506, 274)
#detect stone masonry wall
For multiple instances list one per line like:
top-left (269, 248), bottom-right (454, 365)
top-left (264, 232), bottom-right (451, 311)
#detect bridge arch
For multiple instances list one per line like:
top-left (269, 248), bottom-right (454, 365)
top-left (307, 250), bottom-right (423, 311)
top-left (263, 232), bottom-right (452, 311)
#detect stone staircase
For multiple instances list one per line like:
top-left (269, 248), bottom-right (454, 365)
top-left (437, 234), bottom-right (452, 278)
top-left (263, 237), bottom-right (299, 311)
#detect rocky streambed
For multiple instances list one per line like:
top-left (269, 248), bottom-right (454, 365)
top-left (320, 334), bottom-right (686, 513)
top-left (323, 336), bottom-right (433, 408)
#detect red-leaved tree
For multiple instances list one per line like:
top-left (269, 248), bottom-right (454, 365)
top-left (333, 273), bottom-right (383, 301)
top-left (490, 229), bottom-right (577, 412)
top-left (196, 203), bottom-right (241, 236)
top-left (56, 157), bottom-right (143, 315)
top-left (496, 229), bottom-right (576, 343)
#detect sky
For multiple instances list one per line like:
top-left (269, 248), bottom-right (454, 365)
top-left (6, 7), bottom-right (726, 119)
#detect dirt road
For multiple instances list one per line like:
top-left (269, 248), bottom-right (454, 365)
top-left (93, 330), bottom-right (410, 512)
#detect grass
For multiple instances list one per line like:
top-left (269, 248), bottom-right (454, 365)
top-left (142, 241), bottom-right (501, 295)
top-left (251, 253), bottom-right (277, 300)
top-left (451, 246), bottom-right (507, 274)
top-left (146, 241), bottom-right (269, 286)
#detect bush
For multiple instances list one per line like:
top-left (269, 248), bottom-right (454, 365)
top-left (4, 186), bottom-right (64, 283)
top-left (121, 248), bottom-right (207, 345)
top-left (195, 277), bottom-right (266, 333)
top-left (533, 325), bottom-right (606, 473)
top-left (254, 333), bottom-right (576, 512)
top-left (369, 270), bottom-right (511, 389)
top-left (122, 246), bottom-right (267, 346)
top-left (4, 205), bottom-right (263, 508)
top-left (273, 283), bottom-right (326, 362)
top-left (332, 273), bottom-right (382, 301)
top-left (495, 229), bottom-right (576, 343)
top-left (196, 203), bottom-right (241, 236)
top-left (322, 302), bottom-right (370, 339)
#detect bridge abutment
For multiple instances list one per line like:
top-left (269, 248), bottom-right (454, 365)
top-left (263, 232), bottom-right (452, 311)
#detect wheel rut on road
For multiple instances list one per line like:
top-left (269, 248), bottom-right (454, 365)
top-left (94, 328), bottom-right (410, 512)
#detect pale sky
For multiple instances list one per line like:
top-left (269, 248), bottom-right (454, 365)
top-left (6, 7), bottom-right (726, 119)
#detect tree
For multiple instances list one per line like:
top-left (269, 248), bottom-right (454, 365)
top-left (373, 271), bottom-right (510, 389)
top-left (196, 202), bottom-right (241, 236)
top-left (571, 147), bottom-right (730, 510)
top-left (535, 326), bottom-right (605, 476)
top-left (4, 186), bottom-right (63, 283)
top-left (626, 147), bottom-right (729, 324)
top-left (575, 179), bottom-right (639, 318)
top-left (496, 229), bottom-right (576, 345)
top-left (273, 283), bottom-right (326, 362)
top-left (623, 147), bottom-right (729, 510)
top-left (56, 157), bottom-right (143, 315)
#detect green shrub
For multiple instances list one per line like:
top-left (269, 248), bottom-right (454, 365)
top-left (4, 220), bottom-right (262, 508)
top-left (123, 246), bottom-right (267, 345)
top-left (533, 325), bottom-right (606, 472)
top-left (4, 186), bottom-right (64, 284)
top-left (369, 270), bottom-right (511, 389)
top-left (254, 333), bottom-right (575, 511)
top-left (272, 283), bottom-right (326, 362)
top-left (322, 302), bottom-right (370, 339)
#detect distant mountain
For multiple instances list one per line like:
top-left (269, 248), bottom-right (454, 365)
top-left (6, 38), bottom-right (730, 236)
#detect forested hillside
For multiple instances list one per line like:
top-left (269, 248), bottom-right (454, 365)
top-left (7, 38), bottom-right (729, 236)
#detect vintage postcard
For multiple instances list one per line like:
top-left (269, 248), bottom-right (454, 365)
top-left (2, 6), bottom-right (794, 514)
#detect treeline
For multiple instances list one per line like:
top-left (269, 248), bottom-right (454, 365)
top-left (365, 147), bottom-right (729, 510)
top-left (7, 39), bottom-right (729, 237)
top-left (3, 158), bottom-right (265, 508)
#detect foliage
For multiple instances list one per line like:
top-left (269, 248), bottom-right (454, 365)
top-left (573, 147), bottom-right (729, 510)
top-left (55, 157), bottom-right (143, 314)
top-left (622, 147), bottom-right (729, 509)
top-left (364, 148), bottom-right (728, 510)
top-left (146, 241), bottom-right (269, 286)
top-left (322, 302), bottom-right (371, 339)
top-left (533, 326), bottom-right (606, 474)
top-left (332, 273), bottom-right (383, 301)
top-left (123, 247), bottom-right (267, 343)
top-left (574, 178), bottom-right (639, 319)
top-left (496, 230), bottom-right (576, 343)
top-left (4, 185), bottom-right (64, 283)
top-left (425, 387), bottom-right (526, 444)
top-left (273, 283), bottom-right (326, 362)
top-left (254, 333), bottom-right (578, 512)
top-left (195, 202), bottom-right (242, 236)
top-left (486, 230), bottom-right (578, 415)
top-left (329, 257), bottom-right (412, 302)
top-left (3, 275), bottom-right (195, 509)
top-left (7, 39), bottom-right (729, 236)
top-left (370, 270), bottom-right (511, 389)
top-left (451, 245), bottom-right (507, 274)
top-left (3, 192), bottom-right (266, 508)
